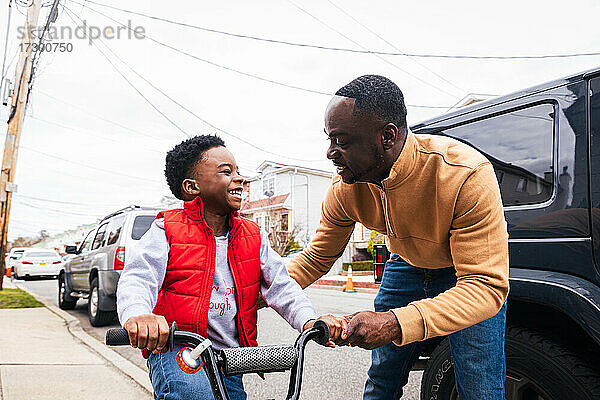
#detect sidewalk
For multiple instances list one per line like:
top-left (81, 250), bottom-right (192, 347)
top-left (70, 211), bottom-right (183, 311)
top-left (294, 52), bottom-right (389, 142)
top-left (0, 280), bottom-right (152, 400)
top-left (313, 271), bottom-right (380, 292)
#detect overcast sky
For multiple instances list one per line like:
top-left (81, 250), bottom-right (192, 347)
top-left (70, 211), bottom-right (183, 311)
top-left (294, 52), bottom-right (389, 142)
top-left (0, 0), bottom-right (599, 241)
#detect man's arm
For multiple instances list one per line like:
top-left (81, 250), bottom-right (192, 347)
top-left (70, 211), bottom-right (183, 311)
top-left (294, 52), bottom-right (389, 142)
top-left (287, 184), bottom-right (356, 288)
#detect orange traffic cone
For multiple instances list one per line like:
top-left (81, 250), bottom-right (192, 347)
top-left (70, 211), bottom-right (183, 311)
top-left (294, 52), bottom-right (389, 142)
top-left (343, 266), bottom-right (356, 293)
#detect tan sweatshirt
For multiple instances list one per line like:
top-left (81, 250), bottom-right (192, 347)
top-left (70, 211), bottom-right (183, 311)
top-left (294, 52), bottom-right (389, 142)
top-left (287, 130), bottom-right (509, 346)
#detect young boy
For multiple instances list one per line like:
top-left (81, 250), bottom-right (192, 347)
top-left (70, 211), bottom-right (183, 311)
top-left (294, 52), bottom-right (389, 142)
top-left (117, 135), bottom-right (346, 400)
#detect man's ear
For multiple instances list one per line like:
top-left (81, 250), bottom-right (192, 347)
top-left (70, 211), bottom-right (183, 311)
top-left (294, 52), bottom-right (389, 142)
top-left (381, 123), bottom-right (399, 150)
top-left (181, 178), bottom-right (201, 198)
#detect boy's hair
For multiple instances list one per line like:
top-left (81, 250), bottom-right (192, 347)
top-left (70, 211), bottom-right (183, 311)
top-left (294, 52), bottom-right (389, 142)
top-left (165, 134), bottom-right (225, 200)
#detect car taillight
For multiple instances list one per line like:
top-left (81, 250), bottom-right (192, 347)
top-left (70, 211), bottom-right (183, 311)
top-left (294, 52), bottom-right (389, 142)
top-left (22, 261), bottom-right (32, 264)
top-left (114, 247), bottom-right (125, 270)
top-left (53, 261), bottom-right (61, 264)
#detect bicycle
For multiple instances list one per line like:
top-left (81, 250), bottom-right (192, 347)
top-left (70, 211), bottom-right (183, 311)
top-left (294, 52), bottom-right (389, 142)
top-left (106, 320), bottom-right (331, 400)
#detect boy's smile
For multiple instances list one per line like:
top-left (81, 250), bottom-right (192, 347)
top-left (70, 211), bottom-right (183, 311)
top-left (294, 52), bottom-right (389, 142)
top-left (183, 146), bottom-right (245, 214)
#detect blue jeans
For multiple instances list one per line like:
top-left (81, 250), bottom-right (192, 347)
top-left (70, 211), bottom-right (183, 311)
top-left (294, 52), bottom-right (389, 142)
top-left (148, 344), bottom-right (246, 400)
top-left (364, 255), bottom-right (506, 400)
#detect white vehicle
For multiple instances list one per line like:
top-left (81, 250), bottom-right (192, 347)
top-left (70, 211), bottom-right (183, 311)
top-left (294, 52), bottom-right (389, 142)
top-left (13, 249), bottom-right (62, 280)
top-left (5, 247), bottom-right (31, 272)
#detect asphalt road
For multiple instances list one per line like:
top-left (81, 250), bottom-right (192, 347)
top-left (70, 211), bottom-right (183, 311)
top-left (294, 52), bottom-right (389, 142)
top-left (19, 278), bottom-right (423, 399)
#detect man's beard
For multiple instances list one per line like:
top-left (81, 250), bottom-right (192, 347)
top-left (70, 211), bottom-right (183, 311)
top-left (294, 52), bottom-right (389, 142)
top-left (342, 147), bottom-right (386, 184)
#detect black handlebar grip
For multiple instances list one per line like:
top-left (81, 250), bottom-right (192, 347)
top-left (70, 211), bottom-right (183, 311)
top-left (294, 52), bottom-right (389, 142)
top-left (105, 328), bottom-right (130, 346)
top-left (312, 319), bottom-right (331, 346)
top-left (220, 345), bottom-right (298, 376)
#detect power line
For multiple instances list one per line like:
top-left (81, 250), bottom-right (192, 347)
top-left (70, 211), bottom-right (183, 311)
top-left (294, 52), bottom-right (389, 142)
top-left (34, 89), bottom-right (173, 141)
top-left (68, 2), bottom-right (453, 111)
top-left (72, 1), bottom-right (331, 96)
top-left (64, 10), bottom-right (328, 164)
top-left (287, 0), bottom-right (460, 99)
top-left (64, 0), bottom-right (600, 61)
top-left (63, 6), bottom-right (191, 139)
top-left (0, 0), bottom-right (14, 98)
top-left (29, 114), bottom-right (164, 154)
top-left (325, 0), bottom-right (466, 95)
top-left (13, 199), bottom-right (105, 217)
top-left (13, 193), bottom-right (124, 207)
top-left (22, 145), bottom-right (164, 184)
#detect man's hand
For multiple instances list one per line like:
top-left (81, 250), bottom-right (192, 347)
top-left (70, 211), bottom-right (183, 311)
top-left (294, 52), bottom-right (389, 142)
top-left (340, 311), bottom-right (401, 350)
top-left (123, 314), bottom-right (170, 354)
top-left (303, 314), bottom-right (349, 347)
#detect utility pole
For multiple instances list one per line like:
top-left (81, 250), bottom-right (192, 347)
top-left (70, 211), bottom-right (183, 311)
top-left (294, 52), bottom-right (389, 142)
top-left (0, 0), bottom-right (43, 290)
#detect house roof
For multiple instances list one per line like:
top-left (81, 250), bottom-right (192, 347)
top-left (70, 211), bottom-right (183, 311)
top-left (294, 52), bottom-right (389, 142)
top-left (241, 193), bottom-right (290, 213)
top-left (245, 161), bottom-right (333, 182)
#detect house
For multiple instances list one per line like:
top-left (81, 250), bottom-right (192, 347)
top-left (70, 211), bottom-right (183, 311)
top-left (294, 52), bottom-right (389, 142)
top-left (241, 161), bottom-right (333, 248)
top-left (241, 161), bottom-right (380, 272)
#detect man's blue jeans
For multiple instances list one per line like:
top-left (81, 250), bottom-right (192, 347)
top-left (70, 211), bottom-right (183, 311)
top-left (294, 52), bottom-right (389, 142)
top-left (148, 344), bottom-right (246, 400)
top-left (364, 255), bottom-right (506, 400)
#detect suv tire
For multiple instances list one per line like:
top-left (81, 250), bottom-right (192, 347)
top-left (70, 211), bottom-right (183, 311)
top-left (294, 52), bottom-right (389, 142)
top-left (420, 326), bottom-right (600, 400)
top-left (58, 273), bottom-right (77, 310)
top-left (88, 277), bottom-right (115, 327)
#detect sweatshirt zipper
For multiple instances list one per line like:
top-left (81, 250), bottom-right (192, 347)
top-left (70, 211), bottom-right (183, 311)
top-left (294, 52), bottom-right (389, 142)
top-left (380, 186), bottom-right (395, 237)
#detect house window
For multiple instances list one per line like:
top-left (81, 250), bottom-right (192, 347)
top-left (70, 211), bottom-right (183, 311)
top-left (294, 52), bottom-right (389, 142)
top-left (281, 213), bottom-right (289, 231)
top-left (516, 177), bottom-right (527, 192)
top-left (262, 175), bottom-right (275, 196)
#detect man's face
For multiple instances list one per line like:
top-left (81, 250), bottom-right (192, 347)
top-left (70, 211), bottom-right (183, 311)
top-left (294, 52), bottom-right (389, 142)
top-left (325, 96), bottom-right (386, 184)
top-left (188, 146), bottom-right (245, 213)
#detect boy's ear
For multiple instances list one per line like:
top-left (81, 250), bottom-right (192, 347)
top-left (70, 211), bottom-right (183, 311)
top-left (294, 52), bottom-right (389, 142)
top-left (181, 178), bottom-right (201, 199)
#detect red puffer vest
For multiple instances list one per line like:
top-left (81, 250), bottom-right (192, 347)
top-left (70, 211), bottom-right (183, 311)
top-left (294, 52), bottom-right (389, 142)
top-left (152, 196), bottom-right (261, 349)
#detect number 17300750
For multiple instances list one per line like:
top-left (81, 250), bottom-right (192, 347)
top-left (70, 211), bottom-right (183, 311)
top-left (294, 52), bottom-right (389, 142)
top-left (19, 42), bottom-right (73, 52)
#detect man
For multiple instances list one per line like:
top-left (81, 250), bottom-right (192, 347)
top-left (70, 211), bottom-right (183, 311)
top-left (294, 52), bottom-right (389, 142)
top-left (287, 75), bottom-right (508, 399)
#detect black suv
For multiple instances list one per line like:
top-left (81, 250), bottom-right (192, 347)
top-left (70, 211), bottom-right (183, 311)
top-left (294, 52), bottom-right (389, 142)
top-left (403, 67), bottom-right (600, 399)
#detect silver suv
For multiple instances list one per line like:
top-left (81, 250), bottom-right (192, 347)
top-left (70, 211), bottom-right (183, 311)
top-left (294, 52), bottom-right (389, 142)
top-left (58, 205), bottom-right (161, 326)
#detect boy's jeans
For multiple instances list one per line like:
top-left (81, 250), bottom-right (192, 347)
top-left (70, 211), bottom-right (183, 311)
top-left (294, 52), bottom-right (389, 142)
top-left (148, 344), bottom-right (246, 400)
top-left (364, 255), bottom-right (506, 400)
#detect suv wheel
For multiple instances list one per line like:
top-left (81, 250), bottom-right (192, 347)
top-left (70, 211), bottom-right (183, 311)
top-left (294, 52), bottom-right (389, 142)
top-left (88, 277), bottom-right (115, 327)
top-left (420, 325), bottom-right (600, 400)
top-left (58, 273), bottom-right (77, 310)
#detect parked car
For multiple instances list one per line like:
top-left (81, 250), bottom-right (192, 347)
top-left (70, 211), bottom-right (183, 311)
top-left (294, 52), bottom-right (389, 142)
top-left (59, 205), bottom-right (162, 326)
top-left (5, 247), bottom-right (31, 276)
top-left (397, 67), bottom-right (600, 400)
top-left (12, 248), bottom-right (62, 280)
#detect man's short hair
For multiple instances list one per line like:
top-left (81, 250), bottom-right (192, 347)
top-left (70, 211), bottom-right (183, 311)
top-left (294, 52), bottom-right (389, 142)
top-left (165, 134), bottom-right (225, 200)
top-left (335, 75), bottom-right (407, 131)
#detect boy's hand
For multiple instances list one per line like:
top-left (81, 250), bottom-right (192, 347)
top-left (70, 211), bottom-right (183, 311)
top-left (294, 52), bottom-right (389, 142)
top-left (123, 314), bottom-right (170, 354)
top-left (304, 314), bottom-right (348, 348)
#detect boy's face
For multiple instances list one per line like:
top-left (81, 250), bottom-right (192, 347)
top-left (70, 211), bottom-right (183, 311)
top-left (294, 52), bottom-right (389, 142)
top-left (182, 146), bottom-right (245, 213)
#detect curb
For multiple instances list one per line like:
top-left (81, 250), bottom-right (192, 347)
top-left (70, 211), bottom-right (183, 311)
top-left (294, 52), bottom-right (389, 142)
top-left (11, 280), bottom-right (152, 394)
top-left (312, 280), bottom-right (379, 294)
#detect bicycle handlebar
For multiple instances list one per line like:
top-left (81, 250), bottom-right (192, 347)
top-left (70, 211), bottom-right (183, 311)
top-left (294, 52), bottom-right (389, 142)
top-left (220, 345), bottom-right (297, 375)
top-left (105, 319), bottom-right (331, 400)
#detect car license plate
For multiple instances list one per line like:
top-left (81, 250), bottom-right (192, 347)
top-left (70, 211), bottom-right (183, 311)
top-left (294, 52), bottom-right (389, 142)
top-left (40, 263), bottom-right (46, 266)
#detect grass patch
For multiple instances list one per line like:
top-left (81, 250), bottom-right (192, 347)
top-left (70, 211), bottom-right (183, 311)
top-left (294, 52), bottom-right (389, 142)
top-left (0, 288), bottom-right (44, 309)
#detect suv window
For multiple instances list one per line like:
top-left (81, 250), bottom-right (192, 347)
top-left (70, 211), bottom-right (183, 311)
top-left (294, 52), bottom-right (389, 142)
top-left (79, 230), bottom-right (94, 253)
top-left (106, 215), bottom-right (126, 246)
top-left (131, 215), bottom-right (155, 240)
top-left (439, 103), bottom-right (555, 207)
top-left (91, 223), bottom-right (108, 250)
